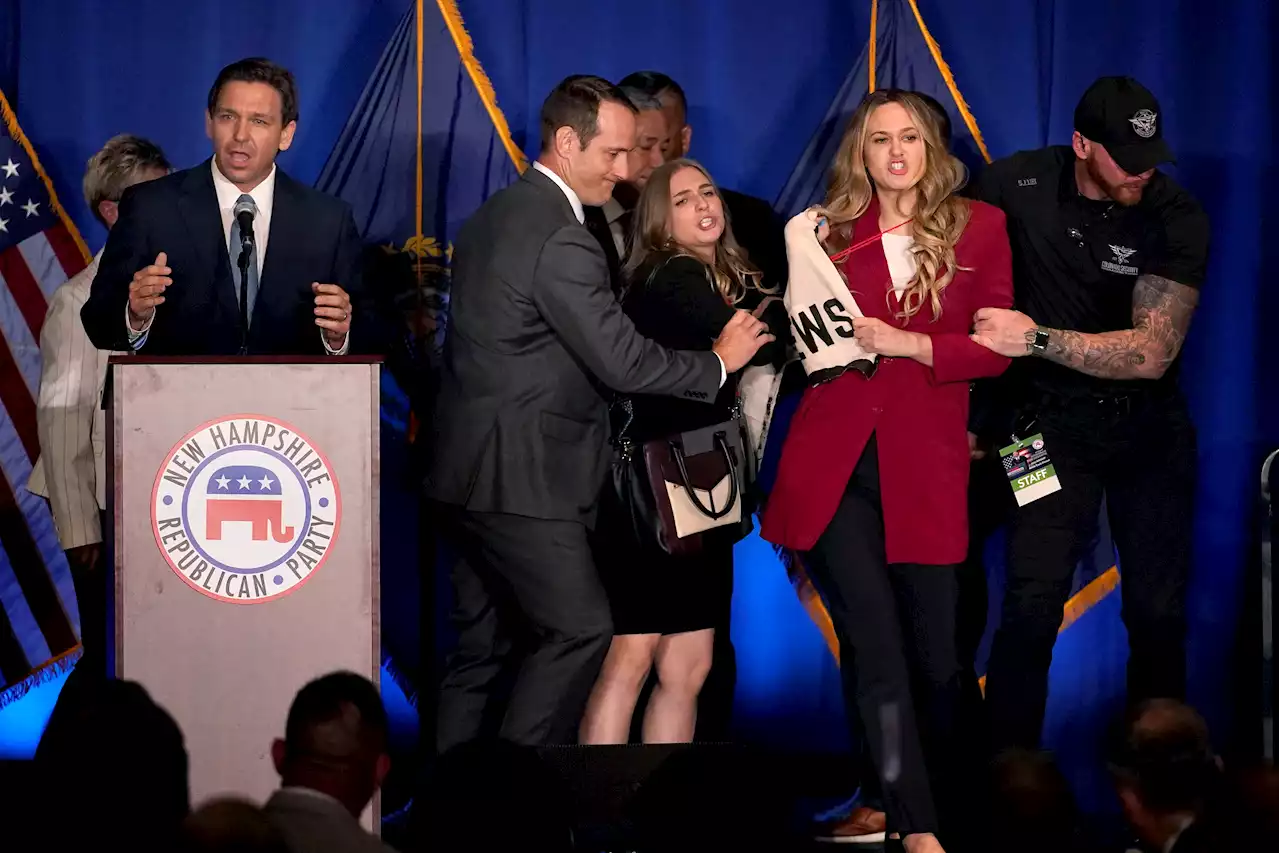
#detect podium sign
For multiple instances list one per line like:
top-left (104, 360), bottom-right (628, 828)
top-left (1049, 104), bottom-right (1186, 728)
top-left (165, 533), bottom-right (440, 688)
top-left (110, 357), bottom-right (380, 822)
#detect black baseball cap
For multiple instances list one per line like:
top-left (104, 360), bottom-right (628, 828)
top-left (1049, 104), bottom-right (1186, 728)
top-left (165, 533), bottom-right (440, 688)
top-left (1074, 76), bottom-right (1175, 176)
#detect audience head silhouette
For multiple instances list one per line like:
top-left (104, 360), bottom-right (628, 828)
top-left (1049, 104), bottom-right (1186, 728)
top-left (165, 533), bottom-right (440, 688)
top-left (1107, 699), bottom-right (1223, 850)
top-left (34, 678), bottom-right (190, 848)
top-left (271, 670), bottom-right (390, 818)
top-left (989, 748), bottom-right (1085, 853)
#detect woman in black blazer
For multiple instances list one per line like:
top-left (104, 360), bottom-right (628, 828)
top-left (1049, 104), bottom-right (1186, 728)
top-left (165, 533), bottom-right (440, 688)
top-left (579, 159), bottom-right (787, 744)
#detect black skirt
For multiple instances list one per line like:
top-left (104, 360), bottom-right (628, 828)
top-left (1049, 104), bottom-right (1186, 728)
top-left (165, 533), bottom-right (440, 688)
top-left (590, 482), bottom-right (735, 637)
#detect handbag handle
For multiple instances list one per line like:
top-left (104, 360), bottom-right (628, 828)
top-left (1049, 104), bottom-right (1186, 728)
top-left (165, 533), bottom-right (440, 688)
top-left (667, 432), bottom-right (739, 519)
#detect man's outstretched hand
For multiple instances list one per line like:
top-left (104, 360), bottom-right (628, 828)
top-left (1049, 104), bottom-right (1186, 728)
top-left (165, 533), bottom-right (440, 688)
top-left (712, 310), bottom-right (774, 373)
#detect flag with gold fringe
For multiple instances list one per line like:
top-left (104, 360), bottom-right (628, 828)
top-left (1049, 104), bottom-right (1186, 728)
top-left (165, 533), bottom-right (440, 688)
top-left (313, 0), bottom-right (524, 706)
top-left (0, 88), bottom-right (92, 705)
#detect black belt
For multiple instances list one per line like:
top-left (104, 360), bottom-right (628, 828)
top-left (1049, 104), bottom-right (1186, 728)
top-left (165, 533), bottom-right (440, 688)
top-left (1022, 384), bottom-right (1179, 431)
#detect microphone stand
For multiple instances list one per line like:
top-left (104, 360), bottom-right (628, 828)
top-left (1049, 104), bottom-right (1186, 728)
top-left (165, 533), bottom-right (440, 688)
top-left (237, 244), bottom-right (251, 356)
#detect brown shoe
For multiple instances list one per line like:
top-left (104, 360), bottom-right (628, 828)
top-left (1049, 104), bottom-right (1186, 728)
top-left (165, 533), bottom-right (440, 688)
top-left (814, 805), bottom-right (888, 844)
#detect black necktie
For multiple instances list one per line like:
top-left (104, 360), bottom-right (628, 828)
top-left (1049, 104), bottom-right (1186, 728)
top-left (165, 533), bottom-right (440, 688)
top-left (583, 205), bottom-right (622, 297)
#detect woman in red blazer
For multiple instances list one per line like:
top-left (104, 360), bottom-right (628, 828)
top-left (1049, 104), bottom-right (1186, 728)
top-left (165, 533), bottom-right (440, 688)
top-left (760, 90), bottom-right (1013, 853)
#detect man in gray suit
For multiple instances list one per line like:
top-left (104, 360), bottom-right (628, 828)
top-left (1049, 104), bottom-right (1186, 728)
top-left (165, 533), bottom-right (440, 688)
top-left (427, 75), bottom-right (770, 750)
top-left (265, 672), bottom-right (396, 853)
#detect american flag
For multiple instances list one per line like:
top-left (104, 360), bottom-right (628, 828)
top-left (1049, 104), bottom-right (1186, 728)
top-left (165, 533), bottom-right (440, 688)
top-left (0, 89), bottom-right (92, 703)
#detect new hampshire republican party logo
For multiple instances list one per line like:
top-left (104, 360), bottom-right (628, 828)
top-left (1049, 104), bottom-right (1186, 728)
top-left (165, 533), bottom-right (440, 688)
top-left (152, 415), bottom-right (340, 603)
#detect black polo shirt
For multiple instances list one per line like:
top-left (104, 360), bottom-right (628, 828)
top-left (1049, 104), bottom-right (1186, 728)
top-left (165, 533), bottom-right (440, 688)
top-left (974, 145), bottom-right (1209, 397)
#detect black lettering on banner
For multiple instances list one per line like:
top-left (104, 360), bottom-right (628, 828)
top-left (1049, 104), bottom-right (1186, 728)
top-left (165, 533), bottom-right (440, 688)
top-left (239, 576), bottom-right (252, 599)
top-left (227, 422), bottom-right (242, 445)
top-left (184, 554), bottom-right (203, 581)
top-left (274, 429), bottom-right (290, 452)
top-left (203, 569), bottom-right (217, 591)
top-left (298, 551), bottom-right (318, 573)
top-left (294, 448), bottom-right (314, 469)
top-left (307, 473), bottom-right (331, 488)
top-left (262, 424), bottom-right (277, 446)
top-left (792, 304), bottom-right (834, 353)
top-left (308, 517), bottom-right (335, 539)
top-left (161, 527), bottom-right (186, 546)
top-left (210, 425), bottom-right (228, 450)
top-left (284, 435), bottom-right (306, 462)
top-left (301, 538), bottom-right (325, 557)
top-left (157, 517), bottom-right (181, 531)
top-left (824, 299), bottom-right (855, 338)
top-left (252, 574), bottom-right (267, 598)
top-left (162, 467), bottom-right (189, 487)
top-left (176, 548), bottom-right (197, 569)
top-left (241, 420), bottom-right (260, 446)
top-left (299, 459), bottom-right (322, 479)
top-left (213, 570), bottom-right (225, 596)
top-left (172, 456), bottom-right (194, 475)
top-left (181, 438), bottom-right (206, 464)
top-left (287, 557), bottom-right (304, 580)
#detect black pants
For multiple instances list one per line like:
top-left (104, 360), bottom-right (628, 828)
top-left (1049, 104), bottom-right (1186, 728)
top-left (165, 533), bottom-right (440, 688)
top-left (803, 437), bottom-right (962, 839)
top-left (846, 448), bottom-right (1002, 810)
top-left (985, 394), bottom-right (1197, 751)
top-left (63, 511), bottom-right (110, 691)
top-left (434, 505), bottom-right (613, 751)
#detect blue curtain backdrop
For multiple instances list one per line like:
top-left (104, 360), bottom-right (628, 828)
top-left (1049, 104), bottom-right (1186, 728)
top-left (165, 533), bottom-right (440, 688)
top-left (2, 0), bottom-right (1275, 801)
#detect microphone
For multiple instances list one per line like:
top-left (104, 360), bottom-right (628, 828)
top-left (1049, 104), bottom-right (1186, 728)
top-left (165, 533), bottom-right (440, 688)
top-left (233, 197), bottom-right (255, 255)
top-left (233, 197), bottom-right (255, 355)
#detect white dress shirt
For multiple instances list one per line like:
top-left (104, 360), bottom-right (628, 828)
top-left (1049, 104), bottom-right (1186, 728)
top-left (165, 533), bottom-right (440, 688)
top-left (531, 160), bottom-right (724, 386)
top-left (130, 159), bottom-right (348, 354)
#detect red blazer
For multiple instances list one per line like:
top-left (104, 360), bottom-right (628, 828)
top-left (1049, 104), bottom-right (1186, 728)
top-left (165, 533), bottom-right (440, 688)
top-left (760, 197), bottom-right (1013, 565)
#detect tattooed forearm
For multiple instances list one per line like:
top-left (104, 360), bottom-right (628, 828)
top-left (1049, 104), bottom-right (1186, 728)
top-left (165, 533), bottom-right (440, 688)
top-left (1034, 328), bottom-right (1149, 377)
top-left (1027, 274), bottom-right (1200, 380)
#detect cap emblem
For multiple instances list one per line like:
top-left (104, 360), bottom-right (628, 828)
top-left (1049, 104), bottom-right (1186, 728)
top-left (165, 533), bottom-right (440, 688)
top-left (1129, 109), bottom-right (1157, 139)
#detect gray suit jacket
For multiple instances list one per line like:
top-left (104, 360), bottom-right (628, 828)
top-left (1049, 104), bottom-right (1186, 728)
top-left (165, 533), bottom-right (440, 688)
top-left (427, 167), bottom-right (720, 524)
top-left (263, 789), bottom-right (395, 853)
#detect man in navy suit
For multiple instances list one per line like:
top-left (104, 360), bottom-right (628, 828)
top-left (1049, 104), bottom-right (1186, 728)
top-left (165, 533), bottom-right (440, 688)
top-left (82, 58), bottom-right (373, 356)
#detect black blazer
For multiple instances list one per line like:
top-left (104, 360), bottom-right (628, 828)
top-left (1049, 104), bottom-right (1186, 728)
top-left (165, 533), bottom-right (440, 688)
top-left (426, 167), bottom-right (721, 525)
top-left (81, 160), bottom-right (375, 356)
top-left (623, 253), bottom-right (788, 441)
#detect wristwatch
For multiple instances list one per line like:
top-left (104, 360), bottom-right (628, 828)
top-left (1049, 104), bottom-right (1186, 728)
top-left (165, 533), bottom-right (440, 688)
top-left (1029, 325), bottom-right (1051, 354)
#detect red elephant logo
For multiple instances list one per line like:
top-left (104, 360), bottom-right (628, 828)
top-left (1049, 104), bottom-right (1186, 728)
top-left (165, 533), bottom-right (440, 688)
top-left (204, 465), bottom-right (295, 543)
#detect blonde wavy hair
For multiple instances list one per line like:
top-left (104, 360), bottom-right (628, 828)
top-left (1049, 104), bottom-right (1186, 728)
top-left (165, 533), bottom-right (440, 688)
top-left (823, 89), bottom-right (970, 321)
top-left (623, 158), bottom-right (768, 304)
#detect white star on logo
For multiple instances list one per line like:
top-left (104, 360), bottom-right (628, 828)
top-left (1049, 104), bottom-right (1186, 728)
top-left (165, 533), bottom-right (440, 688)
top-left (215, 475), bottom-right (230, 490)
top-left (0, 218), bottom-right (7, 234)
top-left (21, 199), bottom-right (39, 218)
top-left (1, 160), bottom-right (18, 179)
top-left (237, 475), bottom-right (252, 490)
top-left (258, 475), bottom-right (273, 490)
top-left (0, 187), bottom-right (11, 206)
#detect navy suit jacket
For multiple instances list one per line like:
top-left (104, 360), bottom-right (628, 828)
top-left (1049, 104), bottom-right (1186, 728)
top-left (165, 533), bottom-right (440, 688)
top-left (81, 159), bottom-right (376, 356)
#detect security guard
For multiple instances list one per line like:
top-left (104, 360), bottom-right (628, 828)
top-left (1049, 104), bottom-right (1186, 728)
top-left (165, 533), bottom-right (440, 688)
top-left (968, 76), bottom-right (1210, 751)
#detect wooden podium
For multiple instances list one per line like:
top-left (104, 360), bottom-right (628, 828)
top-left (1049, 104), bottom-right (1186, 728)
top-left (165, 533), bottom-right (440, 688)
top-left (108, 356), bottom-right (381, 822)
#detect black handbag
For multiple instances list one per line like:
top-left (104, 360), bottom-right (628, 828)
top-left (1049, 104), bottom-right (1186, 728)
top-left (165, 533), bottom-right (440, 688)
top-left (607, 397), bottom-right (755, 557)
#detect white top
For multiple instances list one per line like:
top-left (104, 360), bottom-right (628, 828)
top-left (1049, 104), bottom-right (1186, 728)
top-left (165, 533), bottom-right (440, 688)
top-left (211, 158), bottom-right (276, 274)
top-left (882, 232), bottom-right (917, 296)
top-left (532, 161), bottom-right (584, 224)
